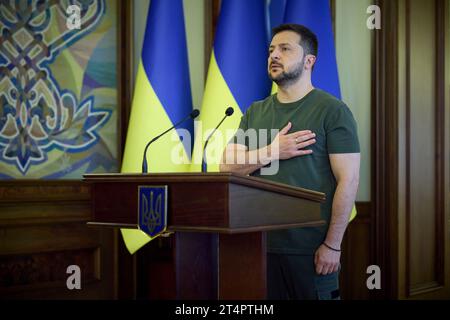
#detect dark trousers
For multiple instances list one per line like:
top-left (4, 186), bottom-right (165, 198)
top-left (267, 253), bottom-right (340, 300)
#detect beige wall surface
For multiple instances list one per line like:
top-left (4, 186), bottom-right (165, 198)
top-left (336, 0), bottom-right (372, 201)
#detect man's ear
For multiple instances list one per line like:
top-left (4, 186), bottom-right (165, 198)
top-left (305, 55), bottom-right (317, 70)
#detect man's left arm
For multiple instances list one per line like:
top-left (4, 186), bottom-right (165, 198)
top-left (314, 153), bottom-right (360, 275)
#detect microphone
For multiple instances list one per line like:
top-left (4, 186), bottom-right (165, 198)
top-left (142, 109), bottom-right (200, 173)
top-left (201, 107), bottom-right (234, 173)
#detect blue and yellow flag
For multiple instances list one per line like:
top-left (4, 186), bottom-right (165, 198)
top-left (278, 0), bottom-right (357, 221)
top-left (121, 0), bottom-right (193, 254)
top-left (283, 0), bottom-right (341, 98)
top-left (191, 0), bottom-right (271, 172)
top-left (268, 0), bottom-right (287, 32)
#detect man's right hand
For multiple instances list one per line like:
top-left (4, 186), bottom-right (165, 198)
top-left (270, 122), bottom-right (316, 160)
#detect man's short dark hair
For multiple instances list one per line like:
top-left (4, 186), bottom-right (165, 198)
top-left (272, 24), bottom-right (318, 57)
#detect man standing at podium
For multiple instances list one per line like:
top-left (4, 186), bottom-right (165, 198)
top-left (220, 24), bottom-right (360, 300)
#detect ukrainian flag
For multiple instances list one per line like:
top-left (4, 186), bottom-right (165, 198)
top-left (120, 0), bottom-right (194, 254)
top-left (283, 0), bottom-right (341, 98)
top-left (191, 0), bottom-right (271, 172)
top-left (278, 0), bottom-right (357, 221)
top-left (268, 0), bottom-right (287, 32)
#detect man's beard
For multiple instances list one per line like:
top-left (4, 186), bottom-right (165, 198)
top-left (269, 58), bottom-right (304, 88)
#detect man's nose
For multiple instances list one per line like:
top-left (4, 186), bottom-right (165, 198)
top-left (270, 48), bottom-right (281, 60)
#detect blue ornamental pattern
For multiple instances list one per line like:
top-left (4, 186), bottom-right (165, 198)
top-left (0, 0), bottom-right (110, 175)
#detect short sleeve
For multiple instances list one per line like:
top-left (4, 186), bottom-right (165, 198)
top-left (325, 105), bottom-right (360, 154)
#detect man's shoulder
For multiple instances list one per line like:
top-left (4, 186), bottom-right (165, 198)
top-left (313, 89), bottom-right (346, 110)
top-left (246, 94), bottom-right (274, 113)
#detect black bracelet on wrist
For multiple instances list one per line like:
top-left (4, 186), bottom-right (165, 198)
top-left (323, 242), bottom-right (341, 252)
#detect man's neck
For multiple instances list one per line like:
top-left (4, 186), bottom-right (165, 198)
top-left (276, 77), bottom-right (314, 103)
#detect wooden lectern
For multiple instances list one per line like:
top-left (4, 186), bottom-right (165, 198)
top-left (84, 173), bottom-right (325, 300)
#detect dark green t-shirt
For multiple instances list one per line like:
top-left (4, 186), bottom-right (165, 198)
top-left (233, 89), bottom-right (360, 255)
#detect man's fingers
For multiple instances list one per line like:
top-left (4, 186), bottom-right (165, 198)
top-left (291, 132), bottom-right (316, 141)
top-left (332, 264), bottom-right (340, 273)
top-left (319, 264), bottom-right (327, 275)
top-left (315, 262), bottom-right (323, 275)
top-left (296, 139), bottom-right (316, 149)
top-left (286, 130), bottom-right (312, 139)
top-left (314, 251), bottom-right (321, 274)
top-left (293, 149), bottom-right (313, 157)
top-left (324, 263), bottom-right (339, 275)
top-left (277, 129), bottom-right (315, 159)
top-left (323, 263), bottom-right (338, 275)
top-left (279, 122), bottom-right (292, 135)
top-left (317, 263), bottom-right (333, 275)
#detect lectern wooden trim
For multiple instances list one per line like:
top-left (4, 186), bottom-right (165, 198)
top-left (84, 173), bottom-right (325, 299)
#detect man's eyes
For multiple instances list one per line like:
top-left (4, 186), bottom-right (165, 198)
top-left (268, 47), bottom-right (290, 54)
